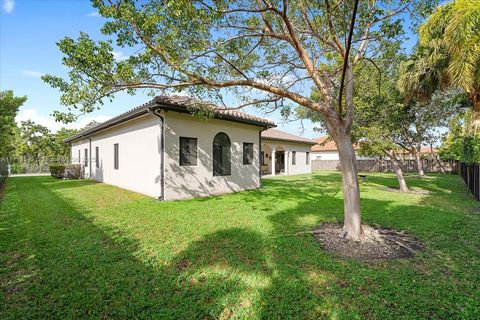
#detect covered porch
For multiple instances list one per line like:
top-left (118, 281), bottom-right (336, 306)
top-left (261, 143), bottom-right (291, 176)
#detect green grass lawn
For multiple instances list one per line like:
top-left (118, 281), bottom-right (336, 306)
top-left (0, 172), bottom-right (479, 319)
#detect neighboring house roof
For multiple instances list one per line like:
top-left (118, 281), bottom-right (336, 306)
top-left (399, 146), bottom-right (438, 154)
top-left (311, 136), bottom-right (360, 152)
top-left (420, 146), bottom-right (437, 153)
top-left (64, 96), bottom-right (276, 143)
top-left (311, 136), bottom-right (438, 154)
top-left (261, 128), bottom-right (316, 145)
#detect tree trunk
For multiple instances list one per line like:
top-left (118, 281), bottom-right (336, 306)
top-left (390, 154), bottom-right (409, 192)
top-left (436, 157), bottom-right (446, 174)
top-left (414, 143), bottom-right (425, 177)
top-left (473, 97), bottom-right (480, 133)
top-left (334, 132), bottom-right (364, 241)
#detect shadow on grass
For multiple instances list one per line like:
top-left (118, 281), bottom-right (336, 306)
top-left (1, 178), bottom-right (266, 319)
top-left (1, 174), bottom-right (479, 319)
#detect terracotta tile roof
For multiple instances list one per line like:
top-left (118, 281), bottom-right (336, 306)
top-left (154, 96), bottom-right (275, 127)
top-left (261, 128), bottom-right (316, 145)
top-left (419, 146), bottom-right (437, 153)
top-left (65, 96), bottom-right (275, 143)
top-left (399, 146), bottom-right (438, 154)
top-left (311, 136), bottom-right (360, 151)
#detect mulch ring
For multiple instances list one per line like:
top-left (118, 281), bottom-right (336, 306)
top-left (313, 223), bottom-right (425, 261)
top-left (379, 186), bottom-right (430, 195)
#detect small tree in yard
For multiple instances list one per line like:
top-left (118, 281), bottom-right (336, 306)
top-left (43, 0), bottom-right (435, 240)
top-left (353, 62), bottom-right (413, 191)
top-left (398, 47), bottom-right (462, 176)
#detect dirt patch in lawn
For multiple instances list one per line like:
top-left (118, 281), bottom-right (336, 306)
top-left (313, 223), bottom-right (424, 261)
top-left (379, 186), bottom-right (430, 195)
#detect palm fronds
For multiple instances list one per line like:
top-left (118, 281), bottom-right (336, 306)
top-left (419, 0), bottom-right (480, 94)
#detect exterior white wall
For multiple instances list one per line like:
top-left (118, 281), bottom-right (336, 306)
top-left (163, 111), bottom-right (261, 200)
top-left (261, 139), bottom-right (312, 175)
top-left (71, 140), bottom-right (90, 167)
top-left (311, 151), bottom-right (374, 160)
top-left (71, 115), bottom-right (162, 198)
top-left (311, 151), bottom-right (340, 160)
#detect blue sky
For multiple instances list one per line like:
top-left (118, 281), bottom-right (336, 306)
top-left (1, 0), bottom-right (418, 138)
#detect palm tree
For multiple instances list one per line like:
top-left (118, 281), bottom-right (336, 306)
top-left (397, 46), bottom-right (448, 103)
top-left (397, 49), bottom-right (445, 177)
top-left (419, 0), bottom-right (480, 129)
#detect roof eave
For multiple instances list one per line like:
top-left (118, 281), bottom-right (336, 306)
top-left (262, 136), bottom-right (317, 145)
top-left (63, 100), bottom-right (157, 143)
top-left (64, 99), bottom-right (275, 143)
top-left (157, 102), bottom-right (276, 128)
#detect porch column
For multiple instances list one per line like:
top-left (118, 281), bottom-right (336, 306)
top-left (285, 151), bottom-right (289, 175)
top-left (271, 150), bottom-right (276, 176)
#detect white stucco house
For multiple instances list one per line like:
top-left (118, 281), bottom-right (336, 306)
top-left (261, 129), bottom-right (316, 176)
top-left (65, 96), bottom-right (313, 200)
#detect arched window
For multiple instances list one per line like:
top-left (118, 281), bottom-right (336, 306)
top-left (213, 132), bottom-right (231, 176)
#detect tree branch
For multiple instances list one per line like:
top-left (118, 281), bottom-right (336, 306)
top-left (338, 0), bottom-right (359, 118)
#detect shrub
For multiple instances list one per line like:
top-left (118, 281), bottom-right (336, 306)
top-left (10, 162), bottom-right (26, 174)
top-left (64, 164), bottom-right (82, 179)
top-left (49, 164), bottom-right (66, 179)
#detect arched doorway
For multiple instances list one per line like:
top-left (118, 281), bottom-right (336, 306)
top-left (213, 132), bottom-right (231, 176)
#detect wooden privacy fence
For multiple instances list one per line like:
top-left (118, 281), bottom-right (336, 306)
top-left (459, 163), bottom-right (480, 200)
top-left (312, 159), bottom-right (458, 174)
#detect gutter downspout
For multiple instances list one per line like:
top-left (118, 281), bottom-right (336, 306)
top-left (149, 108), bottom-right (165, 200)
top-left (88, 137), bottom-right (92, 179)
top-left (259, 127), bottom-right (269, 187)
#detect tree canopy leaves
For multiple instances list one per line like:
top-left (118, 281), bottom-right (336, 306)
top-left (0, 90), bottom-right (26, 158)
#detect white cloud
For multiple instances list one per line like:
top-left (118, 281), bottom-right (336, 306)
top-left (86, 11), bottom-right (100, 17)
top-left (112, 50), bottom-right (128, 61)
top-left (2, 0), bottom-right (14, 13)
top-left (16, 108), bottom-right (111, 133)
top-left (20, 70), bottom-right (45, 78)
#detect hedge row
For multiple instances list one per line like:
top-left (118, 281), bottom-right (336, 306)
top-left (49, 164), bottom-right (82, 179)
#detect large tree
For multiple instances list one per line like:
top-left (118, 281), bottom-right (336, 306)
top-left (0, 91), bottom-right (26, 158)
top-left (52, 127), bottom-right (80, 160)
top-left (44, 0), bottom-right (434, 240)
top-left (14, 120), bottom-right (55, 163)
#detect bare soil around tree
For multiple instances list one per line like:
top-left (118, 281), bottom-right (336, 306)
top-left (313, 223), bottom-right (424, 261)
top-left (379, 186), bottom-right (430, 194)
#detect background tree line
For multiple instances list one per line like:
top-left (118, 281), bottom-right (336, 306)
top-left (0, 90), bottom-right (99, 173)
